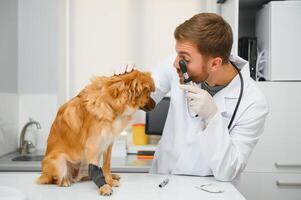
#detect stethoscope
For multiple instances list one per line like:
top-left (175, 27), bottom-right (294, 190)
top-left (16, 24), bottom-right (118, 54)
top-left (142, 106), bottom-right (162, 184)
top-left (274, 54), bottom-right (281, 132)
top-left (179, 60), bottom-right (244, 130)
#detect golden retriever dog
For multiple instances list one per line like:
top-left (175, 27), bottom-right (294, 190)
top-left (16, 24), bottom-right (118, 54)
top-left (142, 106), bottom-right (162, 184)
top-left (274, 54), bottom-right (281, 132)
top-left (37, 70), bottom-right (155, 195)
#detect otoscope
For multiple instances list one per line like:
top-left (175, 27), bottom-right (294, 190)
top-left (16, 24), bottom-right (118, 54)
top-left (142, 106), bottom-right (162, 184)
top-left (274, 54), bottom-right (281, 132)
top-left (179, 59), bottom-right (198, 118)
top-left (179, 60), bottom-right (193, 85)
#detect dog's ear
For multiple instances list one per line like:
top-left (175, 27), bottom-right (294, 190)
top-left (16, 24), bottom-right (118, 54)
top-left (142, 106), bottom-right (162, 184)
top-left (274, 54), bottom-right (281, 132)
top-left (107, 77), bottom-right (129, 99)
top-left (129, 78), bottom-right (143, 98)
top-left (130, 72), bottom-right (155, 98)
top-left (143, 72), bottom-right (155, 92)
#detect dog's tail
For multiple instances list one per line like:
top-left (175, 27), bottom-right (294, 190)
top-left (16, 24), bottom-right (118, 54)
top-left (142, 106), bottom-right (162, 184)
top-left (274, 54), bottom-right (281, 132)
top-left (36, 173), bottom-right (53, 184)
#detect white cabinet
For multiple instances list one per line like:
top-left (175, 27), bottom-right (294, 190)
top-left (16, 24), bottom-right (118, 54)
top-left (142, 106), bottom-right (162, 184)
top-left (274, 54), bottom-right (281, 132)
top-left (233, 82), bottom-right (301, 200)
top-left (212, 1), bottom-right (301, 199)
top-left (245, 82), bottom-right (301, 173)
top-left (256, 1), bottom-right (301, 81)
top-left (234, 172), bottom-right (301, 200)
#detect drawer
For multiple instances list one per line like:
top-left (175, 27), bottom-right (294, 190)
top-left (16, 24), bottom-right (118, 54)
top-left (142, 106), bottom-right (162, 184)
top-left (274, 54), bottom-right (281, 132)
top-left (245, 136), bottom-right (301, 173)
top-left (233, 172), bottom-right (301, 200)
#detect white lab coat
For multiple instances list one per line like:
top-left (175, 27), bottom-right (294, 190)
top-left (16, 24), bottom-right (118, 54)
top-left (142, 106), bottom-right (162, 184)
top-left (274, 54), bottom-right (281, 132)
top-left (149, 54), bottom-right (269, 181)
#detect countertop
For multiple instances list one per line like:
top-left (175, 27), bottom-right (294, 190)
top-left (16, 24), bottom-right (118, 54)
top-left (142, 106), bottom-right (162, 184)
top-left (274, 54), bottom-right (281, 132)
top-left (0, 172), bottom-right (246, 200)
top-left (0, 151), bottom-right (152, 173)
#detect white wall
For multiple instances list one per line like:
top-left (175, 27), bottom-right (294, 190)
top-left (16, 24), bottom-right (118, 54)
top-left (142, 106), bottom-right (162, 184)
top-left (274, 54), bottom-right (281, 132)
top-left (69, 0), bottom-right (132, 97)
top-left (131, 0), bottom-right (206, 69)
top-left (0, 1), bottom-right (217, 155)
top-left (69, 0), bottom-right (206, 123)
top-left (69, 0), bottom-right (206, 97)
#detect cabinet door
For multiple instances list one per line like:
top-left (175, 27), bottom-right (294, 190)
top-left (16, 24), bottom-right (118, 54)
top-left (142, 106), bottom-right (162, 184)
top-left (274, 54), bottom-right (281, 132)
top-left (233, 172), bottom-right (301, 200)
top-left (245, 82), bottom-right (301, 173)
top-left (270, 2), bottom-right (301, 80)
top-left (206, 0), bottom-right (239, 54)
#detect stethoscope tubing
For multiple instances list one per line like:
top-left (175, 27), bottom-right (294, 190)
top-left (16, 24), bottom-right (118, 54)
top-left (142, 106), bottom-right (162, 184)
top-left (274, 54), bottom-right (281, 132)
top-left (227, 62), bottom-right (244, 130)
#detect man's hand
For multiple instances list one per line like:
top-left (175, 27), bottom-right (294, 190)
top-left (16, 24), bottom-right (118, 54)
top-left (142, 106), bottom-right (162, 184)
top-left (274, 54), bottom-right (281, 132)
top-left (180, 84), bottom-right (218, 123)
top-left (113, 62), bottom-right (136, 75)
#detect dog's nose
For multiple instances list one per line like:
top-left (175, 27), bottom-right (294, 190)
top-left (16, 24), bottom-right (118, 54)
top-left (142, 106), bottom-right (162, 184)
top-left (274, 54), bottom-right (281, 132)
top-left (139, 97), bottom-right (156, 112)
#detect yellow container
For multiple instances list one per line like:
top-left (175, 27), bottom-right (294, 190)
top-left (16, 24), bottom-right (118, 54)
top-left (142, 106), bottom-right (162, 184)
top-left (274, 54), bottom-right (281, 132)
top-left (132, 124), bottom-right (148, 145)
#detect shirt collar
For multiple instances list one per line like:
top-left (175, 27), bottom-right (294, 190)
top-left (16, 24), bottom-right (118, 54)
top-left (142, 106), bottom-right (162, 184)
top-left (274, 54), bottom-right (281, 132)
top-left (213, 55), bottom-right (250, 113)
top-left (217, 54), bottom-right (250, 99)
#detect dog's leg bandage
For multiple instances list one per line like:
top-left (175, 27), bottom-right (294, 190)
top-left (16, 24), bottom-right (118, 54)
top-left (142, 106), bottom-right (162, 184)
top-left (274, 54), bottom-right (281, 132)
top-left (88, 164), bottom-right (106, 188)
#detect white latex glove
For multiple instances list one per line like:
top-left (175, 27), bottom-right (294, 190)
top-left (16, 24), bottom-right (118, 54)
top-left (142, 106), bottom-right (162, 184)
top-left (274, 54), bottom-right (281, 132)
top-left (180, 84), bottom-right (218, 123)
top-left (113, 62), bottom-right (136, 75)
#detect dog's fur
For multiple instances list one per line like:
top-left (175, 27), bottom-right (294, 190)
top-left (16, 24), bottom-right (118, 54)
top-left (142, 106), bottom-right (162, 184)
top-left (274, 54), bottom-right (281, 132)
top-left (36, 70), bottom-right (155, 195)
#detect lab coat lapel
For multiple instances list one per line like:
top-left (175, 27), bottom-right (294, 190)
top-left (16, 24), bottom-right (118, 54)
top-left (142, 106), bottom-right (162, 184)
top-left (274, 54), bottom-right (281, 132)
top-left (214, 55), bottom-right (250, 122)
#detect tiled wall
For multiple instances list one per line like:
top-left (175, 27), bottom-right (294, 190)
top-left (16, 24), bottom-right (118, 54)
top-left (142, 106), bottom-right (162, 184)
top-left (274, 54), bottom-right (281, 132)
top-left (0, 93), bottom-right (18, 157)
top-left (18, 94), bottom-right (58, 151)
top-left (0, 93), bottom-right (58, 157)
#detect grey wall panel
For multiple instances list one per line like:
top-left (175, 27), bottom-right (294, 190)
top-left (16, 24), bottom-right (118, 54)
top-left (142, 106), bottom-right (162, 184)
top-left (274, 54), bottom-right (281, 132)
top-left (18, 0), bottom-right (59, 93)
top-left (0, 0), bottom-right (18, 93)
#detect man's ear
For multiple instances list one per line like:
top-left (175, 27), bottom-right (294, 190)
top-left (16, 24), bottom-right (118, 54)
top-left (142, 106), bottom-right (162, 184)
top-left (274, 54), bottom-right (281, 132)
top-left (210, 57), bottom-right (223, 72)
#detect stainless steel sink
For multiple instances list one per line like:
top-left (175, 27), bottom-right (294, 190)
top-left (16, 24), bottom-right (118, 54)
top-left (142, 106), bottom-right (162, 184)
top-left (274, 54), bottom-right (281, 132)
top-left (11, 155), bottom-right (44, 162)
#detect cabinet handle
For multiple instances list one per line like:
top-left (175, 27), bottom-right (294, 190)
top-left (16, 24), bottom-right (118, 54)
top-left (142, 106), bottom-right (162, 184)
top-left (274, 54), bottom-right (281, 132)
top-left (275, 162), bottom-right (301, 168)
top-left (276, 181), bottom-right (301, 187)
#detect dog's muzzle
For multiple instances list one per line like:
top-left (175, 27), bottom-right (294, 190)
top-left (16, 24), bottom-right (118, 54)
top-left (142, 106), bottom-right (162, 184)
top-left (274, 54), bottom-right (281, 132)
top-left (139, 97), bottom-right (156, 112)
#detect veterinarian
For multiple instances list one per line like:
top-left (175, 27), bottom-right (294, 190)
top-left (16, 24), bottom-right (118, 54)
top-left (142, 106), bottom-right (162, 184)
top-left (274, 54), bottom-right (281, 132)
top-left (117, 13), bottom-right (269, 181)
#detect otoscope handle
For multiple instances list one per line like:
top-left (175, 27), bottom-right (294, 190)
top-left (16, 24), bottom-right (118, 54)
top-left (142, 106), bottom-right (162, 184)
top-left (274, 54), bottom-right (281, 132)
top-left (179, 59), bottom-right (198, 118)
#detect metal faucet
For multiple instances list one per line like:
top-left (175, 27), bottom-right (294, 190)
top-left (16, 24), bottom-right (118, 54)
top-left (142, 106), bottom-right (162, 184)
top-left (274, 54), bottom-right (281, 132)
top-left (19, 118), bottom-right (41, 155)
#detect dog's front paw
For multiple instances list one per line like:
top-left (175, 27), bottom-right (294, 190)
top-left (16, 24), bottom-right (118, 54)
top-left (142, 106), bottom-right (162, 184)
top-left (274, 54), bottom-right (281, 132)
top-left (111, 173), bottom-right (121, 181)
top-left (99, 184), bottom-right (113, 196)
top-left (106, 177), bottom-right (120, 187)
top-left (57, 177), bottom-right (72, 187)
